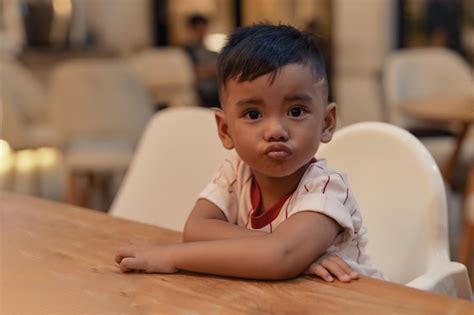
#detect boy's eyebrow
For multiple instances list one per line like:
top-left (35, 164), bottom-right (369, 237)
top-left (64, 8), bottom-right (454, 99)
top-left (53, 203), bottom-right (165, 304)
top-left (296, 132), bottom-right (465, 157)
top-left (235, 97), bottom-right (264, 106)
top-left (235, 94), bottom-right (313, 106)
top-left (284, 93), bottom-right (313, 102)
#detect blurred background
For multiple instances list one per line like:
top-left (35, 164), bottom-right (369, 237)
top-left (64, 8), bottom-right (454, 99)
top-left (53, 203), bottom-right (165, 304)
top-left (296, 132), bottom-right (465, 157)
top-left (0, 0), bottom-right (473, 265)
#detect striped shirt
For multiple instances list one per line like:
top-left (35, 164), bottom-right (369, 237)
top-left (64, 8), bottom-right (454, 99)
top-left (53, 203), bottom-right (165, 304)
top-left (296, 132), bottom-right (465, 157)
top-left (198, 154), bottom-right (384, 279)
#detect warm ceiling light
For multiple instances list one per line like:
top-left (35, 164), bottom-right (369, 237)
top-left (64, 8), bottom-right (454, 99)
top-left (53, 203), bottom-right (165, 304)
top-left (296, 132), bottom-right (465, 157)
top-left (0, 140), bottom-right (13, 173)
top-left (204, 33), bottom-right (227, 53)
top-left (15, 150), bottom-right (36, 172)
top-left (52, 0), bottom-right (72, 16)
top-left (36, 147), bottom-right (60, 168)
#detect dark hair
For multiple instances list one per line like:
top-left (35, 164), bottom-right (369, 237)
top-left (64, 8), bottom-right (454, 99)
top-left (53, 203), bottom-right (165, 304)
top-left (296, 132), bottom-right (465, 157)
top-left (187, 14), bottom-right (209, 27)
top-left (217, 24), bottom-right (328, 102)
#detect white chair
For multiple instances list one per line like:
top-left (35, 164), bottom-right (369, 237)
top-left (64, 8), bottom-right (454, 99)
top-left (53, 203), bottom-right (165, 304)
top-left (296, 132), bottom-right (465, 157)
top-left (47, 59), bottom-right (154, 207)
top-left (0, 57), bottom-right (60, 149)
top-left (110, 107), bottom-right (232, 231)
top-left (48, 59), bottom-right (154, 145)
top-left (383, 47), bottom-right (473, 167)
top-left (318, 122), bottom-right (472, 300)
top-left (126, 48), bottom-right (198, 108)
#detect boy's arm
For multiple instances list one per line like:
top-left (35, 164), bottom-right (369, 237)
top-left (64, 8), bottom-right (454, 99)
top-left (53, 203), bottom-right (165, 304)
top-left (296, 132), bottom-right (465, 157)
top-left (117, 211), bottom-right (340, 280)
top-left (183, 199), bottom-right (264, 242)
top-left (182, 199), bottom-right (357, 282)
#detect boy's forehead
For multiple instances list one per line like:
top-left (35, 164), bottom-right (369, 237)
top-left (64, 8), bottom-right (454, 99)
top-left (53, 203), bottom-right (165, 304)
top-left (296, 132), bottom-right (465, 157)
top-left (220, 64), bottom-right (326, 106)
top-left (221, 63), bottom-right (322, 88)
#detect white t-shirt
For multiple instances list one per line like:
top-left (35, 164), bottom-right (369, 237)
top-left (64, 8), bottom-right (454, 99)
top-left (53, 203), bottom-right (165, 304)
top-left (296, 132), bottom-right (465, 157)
top-left (199, 155), bottom-right (384, 279)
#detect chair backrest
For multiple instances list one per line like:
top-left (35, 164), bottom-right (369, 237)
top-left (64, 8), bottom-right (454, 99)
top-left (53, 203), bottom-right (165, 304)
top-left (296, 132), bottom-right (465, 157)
top-left (126, 48), bottom-right (198, 107)
top-left (47, 59), bottom-right (154, 144)
top-left (110, 107), bottom-right (232, 231)
top-left (318, 122), bottom-right (449, 284)
top-left (383, 47), bottom-right (472, 128)
top-left (0, 57), bottom-right (47, 123)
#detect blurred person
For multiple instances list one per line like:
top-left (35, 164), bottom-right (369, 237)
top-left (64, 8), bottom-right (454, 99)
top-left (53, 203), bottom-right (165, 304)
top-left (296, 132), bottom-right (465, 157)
top-left (425, 0), bottom-right (464, 55)
top-left (116, 24), bottom-right (384, 282)
top-left (183, 14), bottom-right (220, 108)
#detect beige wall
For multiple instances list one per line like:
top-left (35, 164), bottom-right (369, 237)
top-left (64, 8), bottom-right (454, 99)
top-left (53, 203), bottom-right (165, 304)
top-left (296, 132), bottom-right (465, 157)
top-left (0, 0), bottom-right (26, 55)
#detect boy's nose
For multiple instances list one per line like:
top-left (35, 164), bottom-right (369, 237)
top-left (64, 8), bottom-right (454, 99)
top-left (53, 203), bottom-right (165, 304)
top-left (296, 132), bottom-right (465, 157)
top-left (263, 119), bottom-right (289, 142)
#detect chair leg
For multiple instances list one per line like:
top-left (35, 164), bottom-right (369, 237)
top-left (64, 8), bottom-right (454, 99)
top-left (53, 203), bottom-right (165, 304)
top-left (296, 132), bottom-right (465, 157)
top-left (66, 171), bottom-right (93, 208)
top-left (66, 172), bottom-right (78, 204)
top-left (80, 173), bottom-right (94, 208)
top-left (99, 173), bottom-right (113, 212)
top-left (458, 161), bottom-right (474, 287)
top-left (459, 223), bottom-right (473, 267)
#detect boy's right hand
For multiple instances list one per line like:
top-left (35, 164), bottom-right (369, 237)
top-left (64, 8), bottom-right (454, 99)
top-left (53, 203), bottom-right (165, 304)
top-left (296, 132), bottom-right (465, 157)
top-left (304, 255), bottom-right (359, 283)
top-left (115, 244), bottom-right (179, 274)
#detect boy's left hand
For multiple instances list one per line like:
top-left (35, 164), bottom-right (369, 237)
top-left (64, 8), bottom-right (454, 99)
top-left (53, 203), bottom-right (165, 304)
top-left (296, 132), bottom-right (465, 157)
top-left (115, 244), bottom-right (178, 273)
top-left (304, 255), bottom-right (359, 283)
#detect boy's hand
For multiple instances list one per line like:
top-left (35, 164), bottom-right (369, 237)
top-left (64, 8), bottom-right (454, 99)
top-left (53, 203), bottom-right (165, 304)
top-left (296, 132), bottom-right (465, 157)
top-left (304, 255), bottom-right (358, 283)
top-left (115, 244), bottom-right (178, 273)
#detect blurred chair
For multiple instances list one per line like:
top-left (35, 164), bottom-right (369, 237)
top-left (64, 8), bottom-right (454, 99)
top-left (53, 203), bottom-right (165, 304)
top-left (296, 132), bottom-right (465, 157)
top-left (48, 59), bottom-right (154, 208)
top-left (110, 107), bottom-right (231, 231)
top-left (318, 122), bottom-right (472, 300)
top-left (82, 0), bottom-right (152, 57)
top-left (382, 47), bottom-right (473, 167)
top-left (126, 48), bottom-right (198, 108)
top-left (459, 161), bottom-right (474, 287)
top-left (0, 57), bottom-right (60, 149)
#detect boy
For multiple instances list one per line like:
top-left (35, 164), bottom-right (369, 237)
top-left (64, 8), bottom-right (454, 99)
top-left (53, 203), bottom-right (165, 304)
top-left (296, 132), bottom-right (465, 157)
top-left (115, 24), bottom-right (383, 281)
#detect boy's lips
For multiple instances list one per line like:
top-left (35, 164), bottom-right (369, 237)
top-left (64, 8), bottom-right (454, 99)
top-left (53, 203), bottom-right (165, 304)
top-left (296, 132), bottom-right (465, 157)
top-left (264, 144), bottom-right (292, 160)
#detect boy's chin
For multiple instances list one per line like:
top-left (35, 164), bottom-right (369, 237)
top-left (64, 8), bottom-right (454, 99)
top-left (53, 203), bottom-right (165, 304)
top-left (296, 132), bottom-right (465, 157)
top-left (252, 164), bottom-right (305, 179)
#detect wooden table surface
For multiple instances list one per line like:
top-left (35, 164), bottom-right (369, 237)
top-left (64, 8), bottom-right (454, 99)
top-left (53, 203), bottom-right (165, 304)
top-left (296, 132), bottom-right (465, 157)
top-left (1, 192), bottom-right (473, 315)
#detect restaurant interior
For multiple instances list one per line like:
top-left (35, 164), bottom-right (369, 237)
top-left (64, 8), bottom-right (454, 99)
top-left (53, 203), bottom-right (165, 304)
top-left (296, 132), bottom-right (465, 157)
top-left (1, 0), bottom-right (474, 311)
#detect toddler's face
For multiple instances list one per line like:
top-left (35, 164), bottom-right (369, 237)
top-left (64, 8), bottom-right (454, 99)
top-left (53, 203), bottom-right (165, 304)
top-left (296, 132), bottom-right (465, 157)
top-left (216, 63), bottom-right (336, 179)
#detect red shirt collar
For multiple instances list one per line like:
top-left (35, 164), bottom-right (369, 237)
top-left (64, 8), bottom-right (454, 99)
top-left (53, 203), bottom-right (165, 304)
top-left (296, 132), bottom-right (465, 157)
top-left (250, 157), bottom-right (317, 229)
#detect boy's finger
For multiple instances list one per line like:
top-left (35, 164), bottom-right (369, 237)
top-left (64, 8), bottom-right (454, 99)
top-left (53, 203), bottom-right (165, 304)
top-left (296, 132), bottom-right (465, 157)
top-left (329, 255), bottom-right (359, 279)
top-left (305, 263), bottom-right (334, 282)
top-left (115, 248), bottom-right (135, 264)
top-left (320, 259), bottom-right (351, 282)
top-left (119, 257), bottom-right (144, 272)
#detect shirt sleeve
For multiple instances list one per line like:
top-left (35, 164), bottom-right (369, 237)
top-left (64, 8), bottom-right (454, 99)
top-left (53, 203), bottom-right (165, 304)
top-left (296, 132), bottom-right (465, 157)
top-left (288, 172), bottom-right (354, 246)
top-left (197, 158), bottom-right (238, 223)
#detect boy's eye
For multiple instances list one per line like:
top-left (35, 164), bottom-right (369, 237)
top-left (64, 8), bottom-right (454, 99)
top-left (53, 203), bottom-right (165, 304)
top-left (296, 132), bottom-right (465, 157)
top-left (245, 110), bottom-right (262, 120)
top-left (288, 107), bottom-right (306, 117)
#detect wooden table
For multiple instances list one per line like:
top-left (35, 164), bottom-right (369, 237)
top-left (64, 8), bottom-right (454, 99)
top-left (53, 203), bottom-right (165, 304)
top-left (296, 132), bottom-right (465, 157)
top-left (400, 97), bottom-right (474, 183)
top-left (1, 192), bottom-right (473, 314)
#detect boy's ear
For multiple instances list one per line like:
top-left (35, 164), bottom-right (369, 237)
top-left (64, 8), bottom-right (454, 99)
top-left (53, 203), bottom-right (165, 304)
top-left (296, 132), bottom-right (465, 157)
top-left (214, 110), bottom-right (235, 150)
top-left (321, 102), bottom-right (337, 143)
